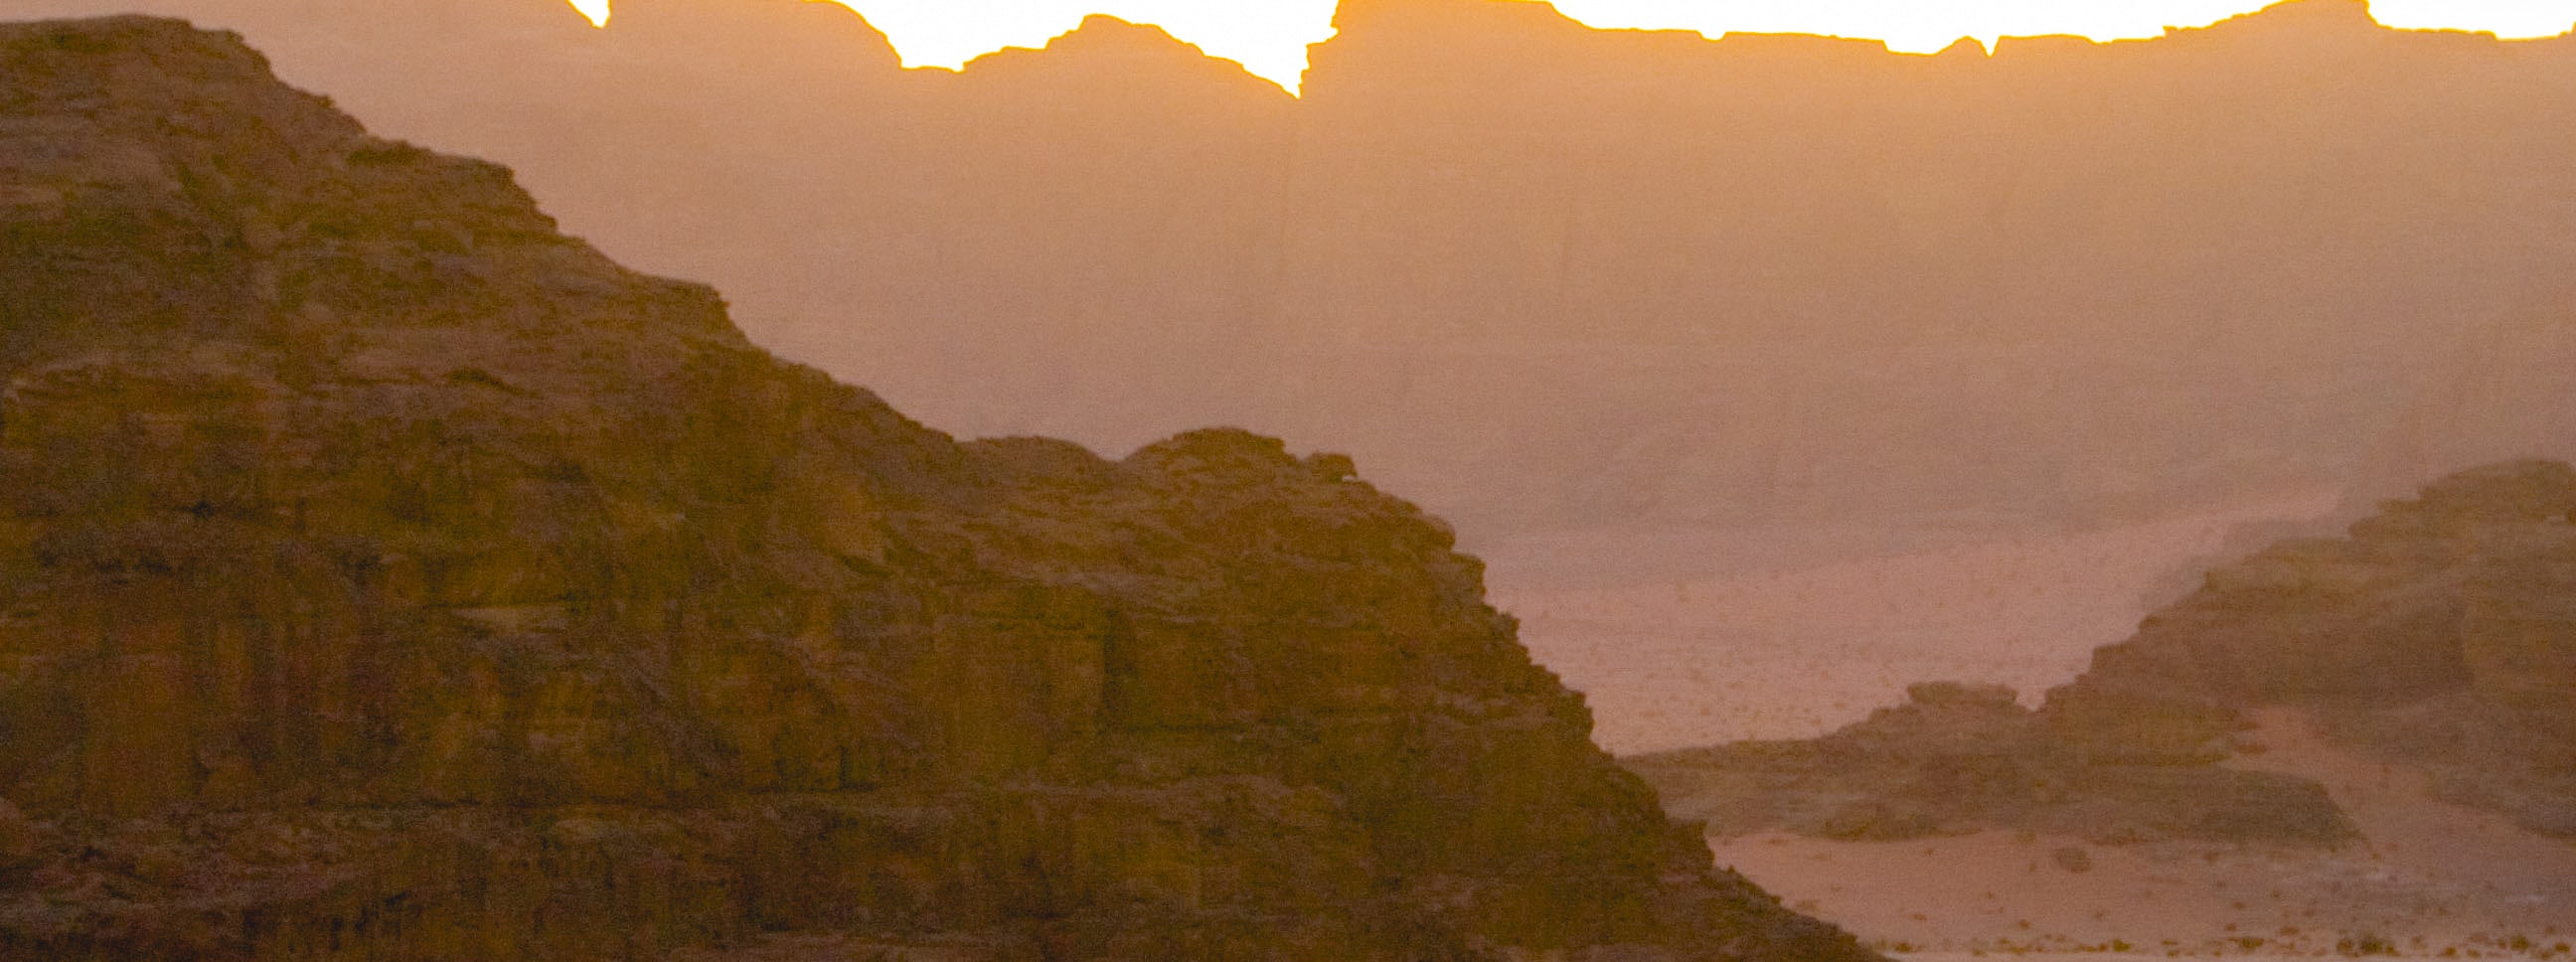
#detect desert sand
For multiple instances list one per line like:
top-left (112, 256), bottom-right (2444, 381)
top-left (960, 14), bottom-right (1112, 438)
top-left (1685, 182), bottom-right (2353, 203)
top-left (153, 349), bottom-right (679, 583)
top-left (1712, 710), bottom-right (2576, 958)
top-left (1493, 493), bottom-right (2574, 958)
top-left (1488, 490), bottom-right (2338, 753)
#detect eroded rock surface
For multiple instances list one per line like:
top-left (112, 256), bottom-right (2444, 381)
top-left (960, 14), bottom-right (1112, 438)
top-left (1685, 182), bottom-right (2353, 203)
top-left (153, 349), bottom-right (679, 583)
top-left (1634, 462), bottom-right (2576, 845)
top-left (0, 18), bottom-right (1874, 961)
top-left (1628, 682), bottom-right (2354, 845)
top-left (2057, 460), bottom-right (2576, 838)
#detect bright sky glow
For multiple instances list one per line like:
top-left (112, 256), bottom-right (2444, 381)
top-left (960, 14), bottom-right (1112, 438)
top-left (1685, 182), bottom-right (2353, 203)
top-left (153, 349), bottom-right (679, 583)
top-left (565, 0), bottom-right (2576, 91)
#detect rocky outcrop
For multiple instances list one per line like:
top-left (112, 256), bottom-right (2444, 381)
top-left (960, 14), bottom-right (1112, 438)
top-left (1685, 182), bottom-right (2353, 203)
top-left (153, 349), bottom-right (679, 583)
top-left (1628, 683), bottom-right (2355, 845)
top-left (2054, 460), bottom-right (2576, 837)
top-left (0, 18), bottom-right (1873, 961)
top-left (1633, 462), bottom-right (2576, 844)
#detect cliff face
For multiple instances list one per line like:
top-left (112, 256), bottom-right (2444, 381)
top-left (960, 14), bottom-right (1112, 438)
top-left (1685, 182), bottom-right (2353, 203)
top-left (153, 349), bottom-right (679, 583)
top-left (1632, 462), bottom-right (2576, 843)
top-left (0, 18), bottom-right (1872, 961)
top-left (12, 0), bottom-right (2576, 536)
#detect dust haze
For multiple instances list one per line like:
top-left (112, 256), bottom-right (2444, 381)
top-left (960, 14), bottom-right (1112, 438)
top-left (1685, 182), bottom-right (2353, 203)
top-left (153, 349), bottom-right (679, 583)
top-left (6, 0), bottom-right (2575, 957)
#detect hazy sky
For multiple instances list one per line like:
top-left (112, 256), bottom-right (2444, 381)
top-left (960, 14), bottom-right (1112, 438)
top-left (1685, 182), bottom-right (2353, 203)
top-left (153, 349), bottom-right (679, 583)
top-left (565, 0), bottom-right (2576, 90)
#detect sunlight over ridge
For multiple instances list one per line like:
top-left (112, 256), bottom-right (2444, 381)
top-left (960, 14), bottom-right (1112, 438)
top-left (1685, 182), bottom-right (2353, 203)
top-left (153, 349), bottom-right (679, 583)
top-left (1551, 0), bottom-right (2576, 57)
top-left (828, 0), bottom-right (1338, 92)
top-left (558, 0), bottom-right (2576, 91)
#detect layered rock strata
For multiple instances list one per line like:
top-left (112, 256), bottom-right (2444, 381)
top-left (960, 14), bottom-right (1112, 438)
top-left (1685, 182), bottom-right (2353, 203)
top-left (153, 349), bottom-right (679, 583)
top-left (0, 18), bottom-right (1872, 961)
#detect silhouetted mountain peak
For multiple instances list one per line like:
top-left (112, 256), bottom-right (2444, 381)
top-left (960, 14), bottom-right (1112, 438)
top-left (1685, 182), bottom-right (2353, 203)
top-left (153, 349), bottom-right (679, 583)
top-left (1059, 13), bottom-right (1186, 49)
top-left (955, 12), bottom-right (1288, 97)
top-left (2192, 0), bottom-right (2387, 40)
top-left (2251, 0), bottom-right (2381, 26)
top-left (1330, 0), bottom-right (1579, 37)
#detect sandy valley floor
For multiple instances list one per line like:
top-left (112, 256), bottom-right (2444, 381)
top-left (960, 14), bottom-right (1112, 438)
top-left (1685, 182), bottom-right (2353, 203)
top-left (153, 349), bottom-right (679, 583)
top-left (1483, 495), bottom-right (2573, 958)
top-left (1486, 492), bottom-right (2339, 753)
top-left (1711, 711), bottom-right (2576, 958)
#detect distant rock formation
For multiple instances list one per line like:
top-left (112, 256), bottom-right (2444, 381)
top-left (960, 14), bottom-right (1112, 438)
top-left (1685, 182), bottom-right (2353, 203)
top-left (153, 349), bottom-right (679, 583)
top-left (1626, 682), bottom-right (2356, 845)
top-left (9, 0), bottom-right (2576, 538)
top-left (0, 18), bottom-right (1874, 960)
top-left (2055, 459), bottom-right (2576, 837)
top-left (1633, 461), bottom-right (2576, 843)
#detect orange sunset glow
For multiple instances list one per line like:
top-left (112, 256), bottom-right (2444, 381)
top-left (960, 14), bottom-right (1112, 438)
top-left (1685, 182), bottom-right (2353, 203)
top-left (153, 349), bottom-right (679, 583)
top-left (564, 0), bottom-right (2576, 90)
top-left (12, 0), bottom-right (2576, 956)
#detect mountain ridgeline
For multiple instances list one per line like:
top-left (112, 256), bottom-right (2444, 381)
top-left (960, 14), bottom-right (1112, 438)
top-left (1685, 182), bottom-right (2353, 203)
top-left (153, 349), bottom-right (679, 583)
top-left (0, 18), bottom-right (1873, 961)
top-left (13, 0), bottom-right (2576, 535)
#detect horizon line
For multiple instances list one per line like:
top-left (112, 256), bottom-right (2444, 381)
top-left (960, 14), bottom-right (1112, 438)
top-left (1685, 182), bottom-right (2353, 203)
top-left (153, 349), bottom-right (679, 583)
top-left (563, 0), bottom-right (2576, 96)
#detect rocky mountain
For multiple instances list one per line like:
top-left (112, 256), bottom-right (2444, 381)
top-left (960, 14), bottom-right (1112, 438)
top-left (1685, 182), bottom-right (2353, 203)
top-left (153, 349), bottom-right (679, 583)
top-left (1631, 461), bottom-right (2576, 843)
top-left (0, 17), bottom-right (1874, 960)
top-left (12, 0), bottom-right (2576, 538)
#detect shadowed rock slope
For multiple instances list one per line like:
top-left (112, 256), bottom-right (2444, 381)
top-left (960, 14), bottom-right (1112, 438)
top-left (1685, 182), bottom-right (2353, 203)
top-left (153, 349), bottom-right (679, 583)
top-left (1633, 461), bottom-right (2576, 844)
top-left (0, 18), bottom-right (1873, 961)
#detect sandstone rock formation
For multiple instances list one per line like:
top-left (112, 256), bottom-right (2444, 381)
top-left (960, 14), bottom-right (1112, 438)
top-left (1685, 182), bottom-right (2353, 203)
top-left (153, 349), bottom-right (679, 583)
top-left (2055, 459), bottom-right (2576, 837)
top-left (11, 0), bottom-right (2576, 539)
top-left (0, 18), bottom-right (1875, 960)
top-left (1627, 682), bottom-right (2355, 845)
top-left (1634, 461), bottom-right (2576, 844)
